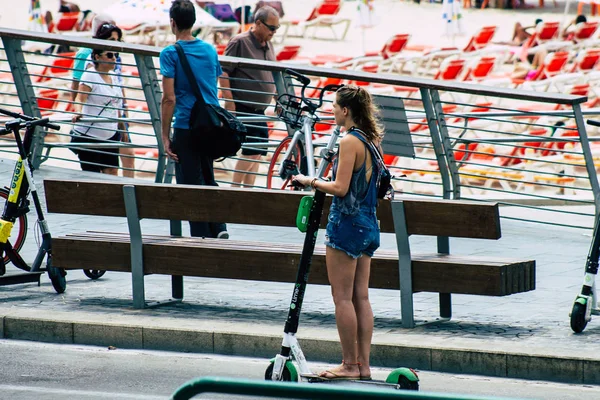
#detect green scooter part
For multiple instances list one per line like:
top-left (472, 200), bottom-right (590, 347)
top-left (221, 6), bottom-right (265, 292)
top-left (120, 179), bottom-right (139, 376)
top-left (296, 196), bottom-right (314, 233)
top-left (386, 367), bottom-right (420, 390)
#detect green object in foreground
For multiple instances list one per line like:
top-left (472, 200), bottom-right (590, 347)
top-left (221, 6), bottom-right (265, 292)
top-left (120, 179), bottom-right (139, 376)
top-left (296, 195), bottom-right (314, 232)
top-left (170, 376), bottom-right (525, 400)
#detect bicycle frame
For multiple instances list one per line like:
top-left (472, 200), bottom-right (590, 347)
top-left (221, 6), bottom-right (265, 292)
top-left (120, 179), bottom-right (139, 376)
top-left (277, 117), bottom-right (342, 182)
top-left (0, 122), bottom-right (51, 275)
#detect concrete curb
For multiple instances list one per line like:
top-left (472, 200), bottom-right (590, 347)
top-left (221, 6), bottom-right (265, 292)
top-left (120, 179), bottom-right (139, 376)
top-left (3, 315), bottom-right (598, 385)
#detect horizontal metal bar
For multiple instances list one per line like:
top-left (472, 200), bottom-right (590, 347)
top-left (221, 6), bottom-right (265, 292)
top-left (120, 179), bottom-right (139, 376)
top-left (0, 27), bottom-right (585, 105)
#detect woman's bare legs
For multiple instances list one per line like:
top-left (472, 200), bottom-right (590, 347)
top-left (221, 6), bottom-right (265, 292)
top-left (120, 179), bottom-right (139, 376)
top-left (319, 246), bottom-right (361, 379)
top-left (354, 255), bottom-right (373, 378)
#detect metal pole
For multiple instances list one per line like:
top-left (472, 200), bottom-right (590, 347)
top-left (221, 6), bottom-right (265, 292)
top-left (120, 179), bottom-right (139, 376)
top-left (420, 88), bottom-right (452, 320)
top-left (574, 103), bottom-right (600, 213)
top-left (2, 37), bottom-right (44, 169)
top-left (134, 54), bottom-right (165, 183)
top-left (123, 185), bottom-right (146, 309)
top-left (272, 70), bottom-right (296, 138)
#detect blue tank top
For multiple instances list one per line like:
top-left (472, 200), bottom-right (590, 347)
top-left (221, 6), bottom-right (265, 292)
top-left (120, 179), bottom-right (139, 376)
top-left (331, 129), bottom-right (379, 215)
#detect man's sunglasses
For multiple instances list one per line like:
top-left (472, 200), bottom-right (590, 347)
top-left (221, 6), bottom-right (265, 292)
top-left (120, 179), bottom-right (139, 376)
top-left (260, 20), bottom-right (279, 32)
top-left (103, 52), bottom-right (119, 59)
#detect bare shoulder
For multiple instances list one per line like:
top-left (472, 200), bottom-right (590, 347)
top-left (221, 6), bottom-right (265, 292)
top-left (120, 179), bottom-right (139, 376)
top-left (340, 134), bottom-right (363, 148)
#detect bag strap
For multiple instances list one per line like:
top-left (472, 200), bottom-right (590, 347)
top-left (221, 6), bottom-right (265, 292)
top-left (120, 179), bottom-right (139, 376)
top-left (75, 99), bottom-right (111, 136)
top-left (350, 127), bottom-right (386, 166)
top-left (174, 42), bottom-right (207, 107)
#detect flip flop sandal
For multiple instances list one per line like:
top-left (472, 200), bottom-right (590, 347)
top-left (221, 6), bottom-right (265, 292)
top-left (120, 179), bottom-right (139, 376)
top-left (319, 370), bottom-right (360, 381)
top-left (359, 376), bottom-right (372, 381)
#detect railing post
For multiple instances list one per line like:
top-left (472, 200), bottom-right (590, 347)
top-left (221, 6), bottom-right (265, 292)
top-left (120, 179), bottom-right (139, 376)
top-left (420, 88), bottom-right (453, 320)
top-left (134, 54), bottom-right (165, 183)
top-left (272, 70), bottom-right (295, 138)
top-left (2, 37), bottom-right (44, 169)
top-left (430, 90), bottom-right (461, 200)
top-left (573, 103), bottom-right (600, 214)
top-left (420, 88), bottom-right (454, 201)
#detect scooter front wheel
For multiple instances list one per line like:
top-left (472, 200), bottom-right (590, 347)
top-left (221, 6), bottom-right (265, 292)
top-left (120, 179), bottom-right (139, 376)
top-left (570, 300), bottom-right (588, 333)
top-left (47, 255), bottom-right (66, 294)
top-left (386, 367), bottom-right (419, 391)
top-left (265, 359), bottom-right (298, 382)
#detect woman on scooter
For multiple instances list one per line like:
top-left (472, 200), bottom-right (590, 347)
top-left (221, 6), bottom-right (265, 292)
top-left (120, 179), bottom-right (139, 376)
top-left (293, 85), bottom-right (383, 381)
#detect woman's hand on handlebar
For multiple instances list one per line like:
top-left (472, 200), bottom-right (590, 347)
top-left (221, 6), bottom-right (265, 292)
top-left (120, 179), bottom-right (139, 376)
top-left (71, 114), bottom-right (82, 123)
top-left (292, 174), bottom-right (311, 188)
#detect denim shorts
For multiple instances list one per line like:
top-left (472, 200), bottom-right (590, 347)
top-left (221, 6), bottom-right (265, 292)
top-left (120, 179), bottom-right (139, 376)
top-left (325, 207), bottom-right (380, 259)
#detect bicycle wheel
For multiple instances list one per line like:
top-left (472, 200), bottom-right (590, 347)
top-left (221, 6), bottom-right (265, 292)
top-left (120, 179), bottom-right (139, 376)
top-left (0, 187), bottom-right (28, 266)
top-left (267, 137), bottom-right (304, 190)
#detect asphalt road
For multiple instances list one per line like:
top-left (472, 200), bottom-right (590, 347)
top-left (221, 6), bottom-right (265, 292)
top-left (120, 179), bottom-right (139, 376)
top-left (1, 339), bottom-right (599, 400)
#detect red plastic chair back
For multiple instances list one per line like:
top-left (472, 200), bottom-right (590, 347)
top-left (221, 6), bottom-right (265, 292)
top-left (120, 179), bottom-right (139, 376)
top-left (575, 49), bottom-right (600, 72)
top-left (55, 12), bottom-right (80, 32)
top-left (36, 52), bottom-right (76, 83)
top-left (306, 0), bottom-right (340, 21)
top-left (544, 51), bottom-right (570, 78)
top-left (381, 34), bottom-right (410, 60)
top-left (276, 45), bottom-right (301, 61)
top-left (436, 59), bottom-right (466, 80)
top-left (215, 44), bottom-right (226, 55)
top-left (463, 26), bottom-right (496, 52)
top-left (574, 22), bottom-right (598, 41)
top-left (537, 22), bottom-right (560, 42)
top-left (570, 84), bottom-right (590, 97)
top-left (454, 143), bottom-right (478, 162)
top-left (468, 56), bottom-right (496, 80)
top-left (36, 89), bottom-right (59, 113)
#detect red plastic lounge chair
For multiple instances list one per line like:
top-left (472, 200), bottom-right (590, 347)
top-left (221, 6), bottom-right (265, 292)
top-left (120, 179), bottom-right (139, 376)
top-left (282, 0), bottom-right (351, 41)
top-left (463, 26), bottom-right (497, 52)
top-left (276, 45), bottom-right (301, 61)
top-left (34, 52), bottom-right (76, 84)
top-left (48, 12), bottom-right (81, 33)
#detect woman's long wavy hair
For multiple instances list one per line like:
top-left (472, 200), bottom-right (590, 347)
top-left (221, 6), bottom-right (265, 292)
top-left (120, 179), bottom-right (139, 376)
top-left (335, 85), bottom-right (383, 142)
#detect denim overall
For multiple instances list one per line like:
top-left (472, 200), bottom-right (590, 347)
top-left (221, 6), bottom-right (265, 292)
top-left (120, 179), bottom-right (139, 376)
top-left (324, 130), bottom-right (380, 259)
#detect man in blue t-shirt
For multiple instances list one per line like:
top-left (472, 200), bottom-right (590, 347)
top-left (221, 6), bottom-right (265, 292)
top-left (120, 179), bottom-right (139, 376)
top-left (160, 0), bottom-right (228, 239)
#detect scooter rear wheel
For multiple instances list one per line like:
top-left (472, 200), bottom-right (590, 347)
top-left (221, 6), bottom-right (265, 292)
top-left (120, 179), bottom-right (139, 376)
top-left (47, 255), bottom-right (66, 294)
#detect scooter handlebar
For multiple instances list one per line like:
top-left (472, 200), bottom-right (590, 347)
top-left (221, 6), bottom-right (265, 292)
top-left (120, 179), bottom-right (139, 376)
top-left (26, 117), bottom-right (60, 131)
top-left (587, 119), bottom-right (600, 127)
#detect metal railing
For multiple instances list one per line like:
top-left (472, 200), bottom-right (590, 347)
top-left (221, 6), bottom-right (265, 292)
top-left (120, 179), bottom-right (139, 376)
top-left (0, 28), bottom-right (597, 230)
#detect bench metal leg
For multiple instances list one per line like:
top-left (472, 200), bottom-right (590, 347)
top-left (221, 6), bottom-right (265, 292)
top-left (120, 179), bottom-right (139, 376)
top-left (437, 236), bottom-right (452, 320)
top-left (169, 212), bottom-right (184, 301)
top-left (123, 185), bottom-right (146, 309)
top-left (439, 293), bottom-right (452, 319)
top-left (391, 201), bottom-right (414, 328)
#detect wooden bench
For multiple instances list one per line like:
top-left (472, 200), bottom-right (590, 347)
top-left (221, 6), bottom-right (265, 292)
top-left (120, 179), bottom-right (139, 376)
top-left (44, 179), bottom-right (536, 328)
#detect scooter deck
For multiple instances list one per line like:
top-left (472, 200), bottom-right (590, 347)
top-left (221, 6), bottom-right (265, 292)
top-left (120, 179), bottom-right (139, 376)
top-left (302, 374), bottom-right (400, 389)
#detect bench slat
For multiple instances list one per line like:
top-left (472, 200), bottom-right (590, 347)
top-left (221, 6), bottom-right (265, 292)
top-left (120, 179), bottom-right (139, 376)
top-left (44, 179), bottom-right (501, 239)
top-left (53, 235), bottom-right (535, 296)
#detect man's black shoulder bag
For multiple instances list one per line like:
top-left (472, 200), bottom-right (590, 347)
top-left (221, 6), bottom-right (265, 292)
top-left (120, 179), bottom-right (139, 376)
top-left (174, 43), bottom-right (246, 159)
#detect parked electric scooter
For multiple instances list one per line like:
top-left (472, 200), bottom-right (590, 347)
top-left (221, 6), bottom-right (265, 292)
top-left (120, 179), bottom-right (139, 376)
top-left (570, 119), bottom-right (600, 333)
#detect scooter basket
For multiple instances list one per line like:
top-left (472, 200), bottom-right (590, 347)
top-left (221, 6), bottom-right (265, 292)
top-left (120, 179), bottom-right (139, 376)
top-left (276, 93), bottom-right (304, 129)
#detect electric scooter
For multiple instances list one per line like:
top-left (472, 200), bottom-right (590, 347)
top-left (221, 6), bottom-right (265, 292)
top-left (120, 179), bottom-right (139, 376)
top-left (263, 178), bottom-right (419, 390)
top-left (570, 119), bottom-right (600, 333)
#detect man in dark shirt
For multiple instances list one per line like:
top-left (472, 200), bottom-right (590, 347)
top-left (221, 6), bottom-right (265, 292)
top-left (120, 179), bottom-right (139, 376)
top-left (220, 6), bottom-right (280, 187)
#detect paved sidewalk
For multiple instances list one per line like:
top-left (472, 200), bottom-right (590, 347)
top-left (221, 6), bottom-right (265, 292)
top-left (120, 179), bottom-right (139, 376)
top-left (0, 161), bottom-right (599, 385)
